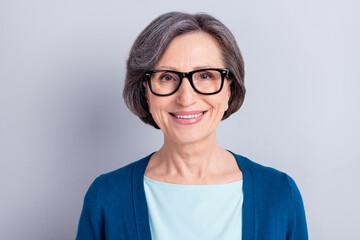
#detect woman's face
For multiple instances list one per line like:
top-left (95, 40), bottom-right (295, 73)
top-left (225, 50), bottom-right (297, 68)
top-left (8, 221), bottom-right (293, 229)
top-left (144, 31), bottom-right (232, 145)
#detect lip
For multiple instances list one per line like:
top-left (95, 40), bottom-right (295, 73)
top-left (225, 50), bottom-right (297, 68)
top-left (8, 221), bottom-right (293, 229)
top-left (169, 110), bottom-right (207, 125)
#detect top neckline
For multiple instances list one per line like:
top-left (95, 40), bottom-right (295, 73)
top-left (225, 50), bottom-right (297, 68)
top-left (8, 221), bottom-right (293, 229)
top-left (144, 175), bottom-right (243, 189)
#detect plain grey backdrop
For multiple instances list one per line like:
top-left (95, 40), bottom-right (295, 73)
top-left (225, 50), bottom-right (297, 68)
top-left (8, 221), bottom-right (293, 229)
top-left (1, 0), bottom-right (359, 239)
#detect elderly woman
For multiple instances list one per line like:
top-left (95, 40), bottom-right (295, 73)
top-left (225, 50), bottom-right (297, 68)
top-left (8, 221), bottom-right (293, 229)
top-left (76, 12), bottom-right (308, 240)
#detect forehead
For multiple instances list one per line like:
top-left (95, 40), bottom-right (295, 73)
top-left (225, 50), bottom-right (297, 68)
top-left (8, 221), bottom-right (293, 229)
top-left (155, 31), bottom-right (224, 70)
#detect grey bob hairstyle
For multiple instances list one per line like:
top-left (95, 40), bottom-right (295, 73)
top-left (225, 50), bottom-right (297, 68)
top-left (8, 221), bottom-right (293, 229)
top-left (123, 12), bottom-right (246, 129)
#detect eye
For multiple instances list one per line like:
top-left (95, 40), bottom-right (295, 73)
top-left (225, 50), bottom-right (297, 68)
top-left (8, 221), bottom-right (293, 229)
top-left (159, 73), bottom-right (177, 82)
top-left (198, 72), bottom-right (214, 80)
top-left (161, 75), bottom-right (174, 81)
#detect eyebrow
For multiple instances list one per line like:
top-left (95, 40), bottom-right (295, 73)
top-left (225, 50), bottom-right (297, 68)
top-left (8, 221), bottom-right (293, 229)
top-left (155, 65), bottom-right (220, 71)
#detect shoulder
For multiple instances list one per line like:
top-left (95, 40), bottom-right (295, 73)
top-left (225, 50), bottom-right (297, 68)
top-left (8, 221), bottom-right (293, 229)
top-left (231, 151), bottom-right (308, 238)
top-left (77, 155), bottom-right (152, 239)
top-left (231, 151), bottom-right (302, 202)
top-left (232, 151), bottom-right (289, 179)
top-left (85, 154), bottom-right (151, 203)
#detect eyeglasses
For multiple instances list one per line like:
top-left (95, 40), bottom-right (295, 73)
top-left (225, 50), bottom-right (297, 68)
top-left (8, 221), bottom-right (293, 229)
top-left (144, 68), bottom-right (230, 96)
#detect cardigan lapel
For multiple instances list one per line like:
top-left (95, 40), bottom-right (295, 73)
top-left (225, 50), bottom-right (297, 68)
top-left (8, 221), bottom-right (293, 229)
top-left (132, 154), bottom-right (153, 240)
top-left (232, 152), bottom-right (256, 240)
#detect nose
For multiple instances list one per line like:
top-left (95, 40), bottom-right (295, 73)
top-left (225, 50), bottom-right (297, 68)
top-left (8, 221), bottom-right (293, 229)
top-left (175, 77), bottom-right (198, 107)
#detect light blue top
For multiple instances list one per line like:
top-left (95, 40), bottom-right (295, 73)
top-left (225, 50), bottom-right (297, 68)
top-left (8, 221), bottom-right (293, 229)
top-left (144, 176), bottom-right (243, 240)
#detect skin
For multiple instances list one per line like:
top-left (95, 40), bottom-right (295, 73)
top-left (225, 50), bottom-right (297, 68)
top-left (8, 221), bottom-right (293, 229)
top-left (144, 31), bottom-right (242, 185)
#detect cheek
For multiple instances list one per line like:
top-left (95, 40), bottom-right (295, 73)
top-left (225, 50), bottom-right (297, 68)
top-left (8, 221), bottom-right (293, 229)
top-left (147, 97), bottom-right (168, 118)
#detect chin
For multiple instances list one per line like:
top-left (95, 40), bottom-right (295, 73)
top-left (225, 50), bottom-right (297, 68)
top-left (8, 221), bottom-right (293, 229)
top-left (166, 128), bottom-right (215, 146)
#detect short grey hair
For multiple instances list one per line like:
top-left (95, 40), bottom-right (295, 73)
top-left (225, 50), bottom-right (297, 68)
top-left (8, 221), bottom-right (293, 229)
top-left (123, 12), bottom-right (246, 129)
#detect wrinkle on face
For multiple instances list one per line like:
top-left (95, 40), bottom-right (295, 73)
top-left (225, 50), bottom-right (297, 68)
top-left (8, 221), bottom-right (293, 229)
top-left (155, 31), bottom-right (223, 72)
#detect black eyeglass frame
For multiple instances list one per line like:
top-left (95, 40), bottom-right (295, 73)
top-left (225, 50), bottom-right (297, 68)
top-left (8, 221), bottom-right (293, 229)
top-left (144, 68), bottom-right (230, 96)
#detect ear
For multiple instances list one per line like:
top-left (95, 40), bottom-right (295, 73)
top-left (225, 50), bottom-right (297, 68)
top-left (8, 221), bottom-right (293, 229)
top-left (143, 81), bottom-right (149, 104)
top-left (227, 79), bottom-right (232, 99)
top-left (143, 81), bottom-right (151, 113)
top-left (225, 79), bottom-right (232, 111)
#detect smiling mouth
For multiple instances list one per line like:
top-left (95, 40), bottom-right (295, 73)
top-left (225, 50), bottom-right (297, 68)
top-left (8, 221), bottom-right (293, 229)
top-left (170, 111), bottom-right (207, 119)
top-left (172, 112), bottom-right (204, 119)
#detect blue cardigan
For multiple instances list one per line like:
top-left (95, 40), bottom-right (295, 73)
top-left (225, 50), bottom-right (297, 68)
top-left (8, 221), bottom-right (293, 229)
top-left (76, 152), bottom-right (308, 239)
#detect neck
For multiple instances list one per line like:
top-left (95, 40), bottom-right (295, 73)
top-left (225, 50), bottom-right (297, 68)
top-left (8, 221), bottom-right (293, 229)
top-left (152, 132), bottom-right (230, 182)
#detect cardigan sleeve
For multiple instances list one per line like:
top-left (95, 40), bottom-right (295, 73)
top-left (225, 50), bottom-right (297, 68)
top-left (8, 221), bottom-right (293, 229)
top-left (286, 175), bottom-right (308, 240)
top-left (76, 177), bottom-right (104, 240)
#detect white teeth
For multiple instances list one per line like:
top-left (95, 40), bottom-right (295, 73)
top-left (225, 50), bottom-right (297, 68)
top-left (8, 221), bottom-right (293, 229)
top-left (173, 112), bottom-right (204, 119)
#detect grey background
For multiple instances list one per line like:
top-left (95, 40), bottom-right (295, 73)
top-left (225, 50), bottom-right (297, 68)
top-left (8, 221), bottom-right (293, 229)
top-left (1, 0), bottom-right (359, 239)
